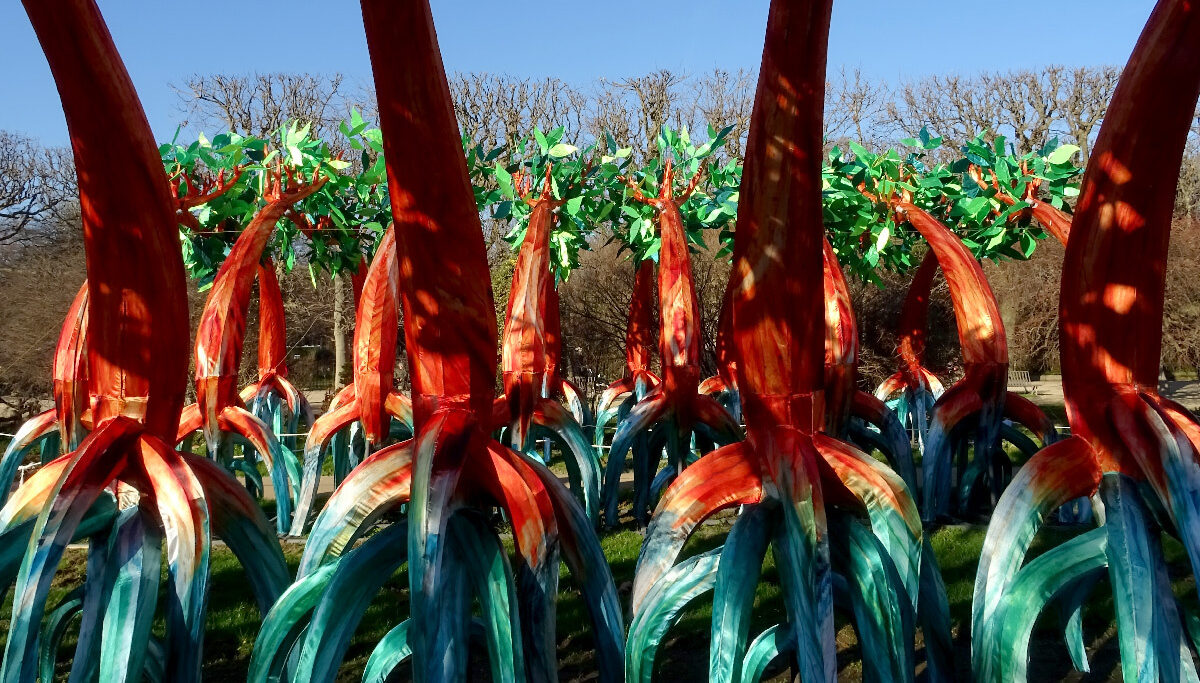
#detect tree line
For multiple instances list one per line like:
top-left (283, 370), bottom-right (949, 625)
top-left (4, 65), bottom-right (1200, 415)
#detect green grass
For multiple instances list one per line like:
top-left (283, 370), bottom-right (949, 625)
top-left (4, 511), bottom-right (1196, 682)
top-left (1036, 402), bottom-right (1069, 426)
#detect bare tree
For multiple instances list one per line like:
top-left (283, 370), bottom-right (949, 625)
top-left (0, 231), bottom-right (86, 400)
top-left (0, 132), bottom-right (75, 247)
top-left (173, 72), bottom-right (348, 142)
top-left (174, 72), bottom-right (354, 389)
top-left (1163, 218), bottom-right (1200, 375)
top-left (1178, 110), bottom-right (1200, 218)
top-left (824, 67), bottom-right (893, 149)
top-left (889, 65), bottom-right (1120, 158)
top-left (983, 67), bottom-right (1064, 155)
top-left (695, 68), bottom-right (756, 157)
top-left (1061, 66), bottom-right (1120, 163)
top-left (890, 74), bottom-right (1000, 151)
top-left (587, 82), bottom-right (637, 152)
top-left (559, 242), bottom-right (648, 386)
top-left (605, 70), bottom-right (689, 160)
top-left (449, 73), bottom-right (586, 151)
top-left (983, 241), bottom-right (1064, 374)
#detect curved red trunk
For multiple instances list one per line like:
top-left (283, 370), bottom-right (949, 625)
top-left (897, 251), bottom-right (939, 388)
top-left (822, 239), bottom-right (858, 433)
top-left (502, 201), bottom-right (557, 394)
top-left (544, 282), bottom-right (563, 382)
top-left (899, 203), bottom-right (1007, 368)
top-left (26, 0), bottom-right (189, 441)
top-left (1030, 202), bottom-right (1072, 246)
top-left (655, 191), bottom-right (703, 401)
top-left (1060, 0), bottom-right (1200, 471)
top-left (362, 0), bottom-right (498, 427)
top-left (625, 259), bottom-right (657, 376)
top-left (352, 227), bottom-right (400, 445)
top-left (195, 180), bottom-right (324, 430)
top-left (53, 282), bottom-right (90, 446)
top-left (714, 273), bottom-right (736, 388)
top-left (501, 198), bottom-right (561, 440)
top-left (730, 0), bottom-right (831, 433)
top-left (256, 259), bottom-right (288, 380)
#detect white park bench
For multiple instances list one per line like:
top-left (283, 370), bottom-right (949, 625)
top-left (1009, 370), bottom-right (1037, 395)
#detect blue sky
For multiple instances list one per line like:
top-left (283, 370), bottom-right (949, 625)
top-left (0, 1), bottom-right (1156, 146)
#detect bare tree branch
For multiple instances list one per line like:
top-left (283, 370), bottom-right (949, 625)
top-left (0, 132), bottom-right (75, 248)
top-left (172, 72), bottom-right (347, 143)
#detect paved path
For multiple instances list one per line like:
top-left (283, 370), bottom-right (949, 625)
top-left (1012, 375), bottom-right (1200, 412)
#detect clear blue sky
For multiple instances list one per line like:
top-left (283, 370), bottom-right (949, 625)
top-left (0, 1), bottom-right (1156, 146)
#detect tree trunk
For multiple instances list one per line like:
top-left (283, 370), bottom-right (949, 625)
top-left (999, 293), bottom-right (1018, 368)
top-left (332, 272), bottom-right (347, 389)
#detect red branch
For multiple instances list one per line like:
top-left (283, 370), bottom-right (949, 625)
top-left (1060, 0), bottom-right (1200, 471)
top-left (625, 158), bottom-right (706, 398)
top-left (625, 259), bottom-right (657, 376)
top-left (363, 0), bottom-right (498, 427)
top-left (171, 166), bottom-right (243, 211)
top-left (26, 0), bottom-right (190, 439)
top-left (822, 238), bottom-right (858, 433)
top-left (896, 202), bottom-right (1007, 368)
top-left (194, 168), bottom-right (326, 434)
top-left (897, 251), bottom-right (939, 387)
top-left (730, 1), bottom-right (831, 432)
top-left (256, 259), bottom-right (288, 379)
top-left (970, 164), bottom-right (1072, 245)
top-left (52, 282), bottom-right (91, 446)
top-left (351, 228), bottom-right (401, 444)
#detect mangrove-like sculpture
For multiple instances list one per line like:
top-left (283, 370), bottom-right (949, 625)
top-left (489, 153), bottom-right (597, 433)
top-left (594, 259), bottom-right (667, 528)
top-left (822, 239), bottom-right (917, 491)
top-left (248, 2), bottom-right (623, 680)
top-left (627, 2), bottom-right (950, 680)
top-left (242, 259), bottom-right (315, 450)
top-left (974, 1), bottom-right (1200, 679)
top-left (603, 159), bottom-right (742, 527)
top-left (893, 203), bottom-right (1057, 520)
top-left (0, 2), bottom-right (289, 680)
top-left (493, 167), bottom-right (601, 521)
top-left (288, 227), bottom-right (415, 536)
top-left (175, 164), bottom-right (325, 533)
top-left (874, 252), bottom-right (945, 450)
top-left (594, 258), bottom-right (661, 446)
top-left (872, 241), bottom-right (1058, 517)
